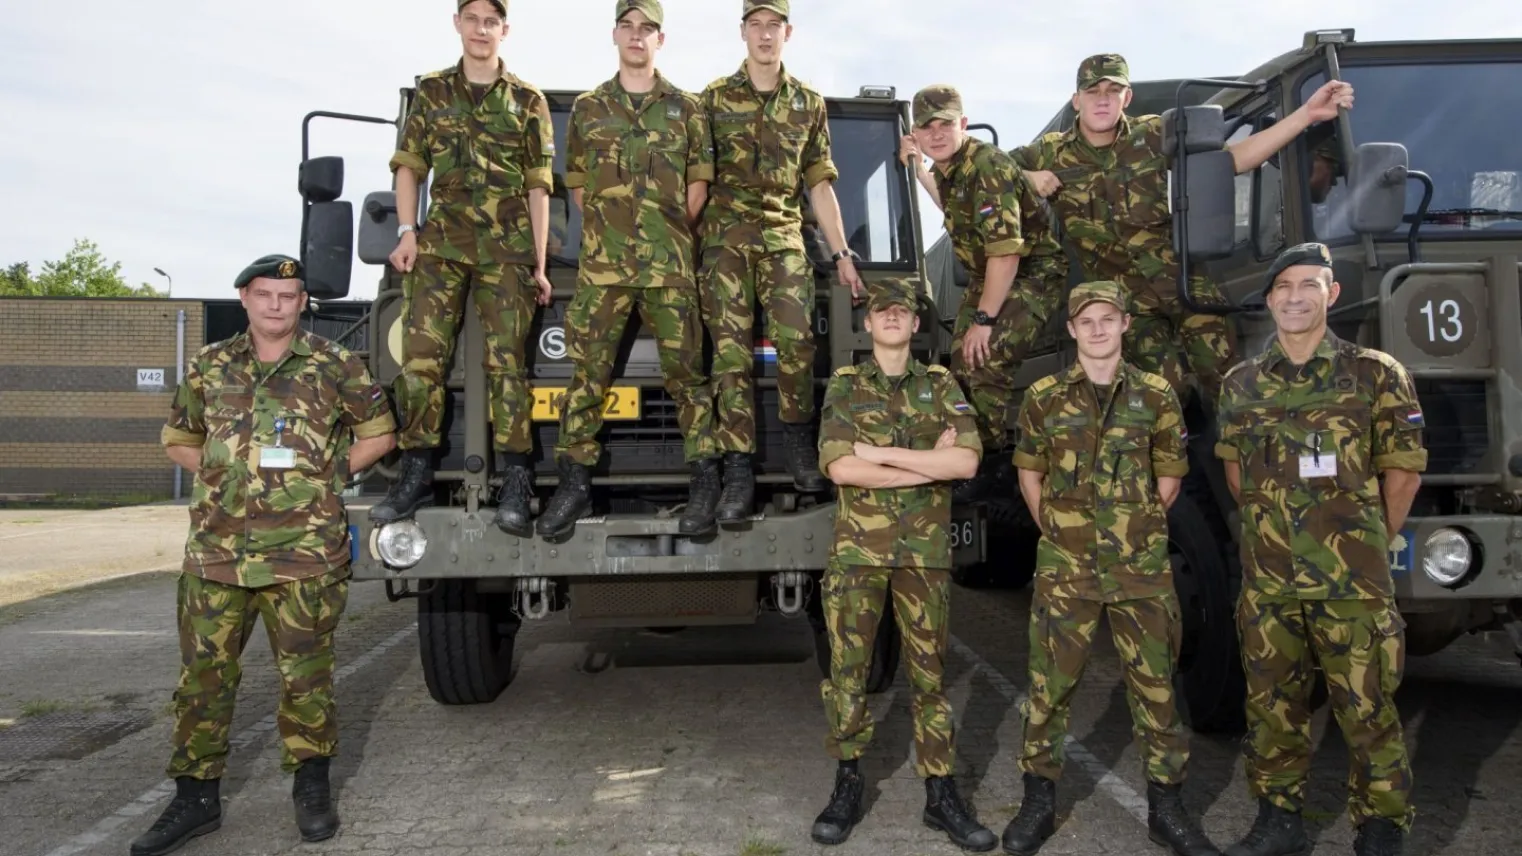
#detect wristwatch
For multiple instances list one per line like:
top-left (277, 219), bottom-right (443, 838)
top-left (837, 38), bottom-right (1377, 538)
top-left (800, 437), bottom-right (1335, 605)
top-left (972, 309), bottom-right (997, 327)
top-left (397, 223), bottom-right (417, 238)
top-left (830, 248), bottom-right (860, 264)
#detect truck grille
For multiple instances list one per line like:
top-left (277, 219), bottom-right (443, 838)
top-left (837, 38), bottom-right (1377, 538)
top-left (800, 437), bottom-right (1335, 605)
top-left (1415, 379), bottom-right (1489, 476)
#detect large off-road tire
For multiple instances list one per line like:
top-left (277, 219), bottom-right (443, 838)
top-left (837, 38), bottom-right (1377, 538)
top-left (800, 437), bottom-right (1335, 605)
top-left (418, 579), bottom-right (521, 705)
top-left (1168, 490), bottom-right (1247, 734)
top-left (810, 604), bottom-right (902, 695)
top-left (952, 497), bottom-right (1038, 590)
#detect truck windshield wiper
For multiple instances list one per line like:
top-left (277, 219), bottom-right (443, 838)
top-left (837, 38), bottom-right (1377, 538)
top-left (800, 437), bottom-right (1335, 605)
top-left (1415, 207), bottom-right (1522, 222)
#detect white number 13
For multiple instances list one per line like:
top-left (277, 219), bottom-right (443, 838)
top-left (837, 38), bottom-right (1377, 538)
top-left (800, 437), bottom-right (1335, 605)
top-left (1419, 299), bottom-right (1463, 343)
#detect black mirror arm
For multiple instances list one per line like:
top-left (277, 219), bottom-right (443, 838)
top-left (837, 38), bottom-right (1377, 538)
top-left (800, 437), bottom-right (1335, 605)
top-left (1403, 169), bottom-right (1434, 264)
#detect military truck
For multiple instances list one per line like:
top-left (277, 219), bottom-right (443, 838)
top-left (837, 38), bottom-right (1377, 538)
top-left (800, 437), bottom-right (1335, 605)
top-left (977, 28), bottom-right (1522, 731)
top-left (292, 83), bottom-right (1009, 707)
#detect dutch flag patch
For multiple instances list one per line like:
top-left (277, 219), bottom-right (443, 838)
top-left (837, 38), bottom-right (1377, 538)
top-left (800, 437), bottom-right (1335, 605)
top-left (953, 401), bottom-right (972, 413)
top-left (1406, 410), bottom-right (1425, 426)
top-left (978, 204), bottom-right (996, 218)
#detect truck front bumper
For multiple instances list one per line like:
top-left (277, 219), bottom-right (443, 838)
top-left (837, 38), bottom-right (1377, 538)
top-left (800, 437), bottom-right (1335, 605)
top-left (1391, 514), bottom-right (1522, 600)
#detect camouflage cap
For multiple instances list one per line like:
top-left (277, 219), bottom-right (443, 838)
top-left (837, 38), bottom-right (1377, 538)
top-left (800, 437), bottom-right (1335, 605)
top-left (866, 278), bottom-right (921, 313)
top-left (235, 254), bottom-right (303, 290)
top-left (912, 84), bottom-right (963, 129)
top-left (742, 0), bottom-right (788, 20)
top-left (1263, 242), bottom-right (1334, 294)
top-left (458, 0), bottom-right (507, 16)
top-left (1067, 280), bottom-right (1128, 318)
top-left (1077, 53), bottom-right (1130, 90)
top-left (615, 0), bottom-right (662, 26)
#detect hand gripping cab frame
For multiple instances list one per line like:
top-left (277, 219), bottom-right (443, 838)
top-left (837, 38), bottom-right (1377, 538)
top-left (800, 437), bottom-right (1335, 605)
top-left (294, 84), bottom-right (1008, 707)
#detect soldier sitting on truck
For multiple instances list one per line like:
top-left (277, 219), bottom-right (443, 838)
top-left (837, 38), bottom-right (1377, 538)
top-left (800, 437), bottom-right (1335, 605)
top-left (697, 0), bottom-right (865, 524)
top-left (1014, 53), bottom-right (1355, 410)
top-left (369, 0), bottom-right (557, 537)
top-left (534, 0), bottom-right (723, 539)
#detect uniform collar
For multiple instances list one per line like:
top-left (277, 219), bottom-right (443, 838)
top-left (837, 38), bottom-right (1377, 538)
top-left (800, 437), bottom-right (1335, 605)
top-left (602, 70), bottom-right (672, 108)
top-left (1062, 112), bottom-right (1137, 155)
top-left (860, 354), bottom-right (928, 384)
top-left (936, 136), bottom-right (979, 183)
top-left (228, 329), bottom-right (314, 360)
top-left (1260, 329), bottom-right (1343, 373)
top-left (1058, 357), bottom-right (1134, 390)
top-left (728, 60), bottom-right (795, 99)
top-left (448, 58), bottom-right (516, 98)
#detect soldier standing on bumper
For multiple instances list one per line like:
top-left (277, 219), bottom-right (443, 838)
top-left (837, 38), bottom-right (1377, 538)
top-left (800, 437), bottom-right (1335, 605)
top-left (699, 0), bottom-right (865, 523)
top-left (811, 279), bottom-right (996, 852)
top-left (1004, 281), bottom-right (1217, 856)
top-left (900, 85), bottom-right (1067, 503)
top-left (133, 256), bottom-right (397, 856)
top-left (1013, 54), bottom-right (1354, 408)
top-left (370, 0), bottom-right (557, 537)
top-left (536, 0), bottom-right (721, 538)
top-left (1216, 244), bottom-right (1425, 856)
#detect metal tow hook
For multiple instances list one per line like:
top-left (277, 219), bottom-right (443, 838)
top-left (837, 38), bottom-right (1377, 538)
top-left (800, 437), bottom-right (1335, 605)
top-left (514, 577), bottom-right (554, 621)
top-left (772, 571), bottom-right (810, 617)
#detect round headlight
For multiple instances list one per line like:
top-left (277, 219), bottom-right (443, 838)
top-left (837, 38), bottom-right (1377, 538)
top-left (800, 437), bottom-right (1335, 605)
top-left (1422, 528), bottom-right (1472, 586)
top-left (377, 520), bottom-right (428, 569)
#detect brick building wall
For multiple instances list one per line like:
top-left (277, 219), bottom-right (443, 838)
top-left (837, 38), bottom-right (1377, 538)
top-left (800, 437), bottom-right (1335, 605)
top-left (0, 298), bottom-right (206, 500)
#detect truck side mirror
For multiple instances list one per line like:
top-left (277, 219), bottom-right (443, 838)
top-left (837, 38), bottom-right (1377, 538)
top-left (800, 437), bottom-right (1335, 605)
top-left (1348, 142), bottom-right (1409, 235)
top-left (299, 156), bottom-right (345, 203)
top-left (1176, 150), bottom-right (1237, 260)
top-left (358, 191), bottom-right (400, 265)
top-left (1161, 105), bottom-right (1227, 158)
top-left (303, 201), bottom-right (353, 300)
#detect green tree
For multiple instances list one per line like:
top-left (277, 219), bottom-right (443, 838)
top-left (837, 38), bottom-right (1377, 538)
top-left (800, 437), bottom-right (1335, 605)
top-left (1, 239), bottom-right (163, 297)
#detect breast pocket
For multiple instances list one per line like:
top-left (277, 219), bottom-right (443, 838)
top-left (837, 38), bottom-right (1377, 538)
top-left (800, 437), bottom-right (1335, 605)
top-left (282, 414), bottom-right (334, 476)
top-left (584, 143), bottom-right (623, 198)
top-left (428, 114), bottom-right (469, 186)
top-left (649, 132), bottom-right (687, 204)
top-left (713, 121), bottom-right (753, 174)
top-left (771, 128), bottom-right (807, 189)
top-left (1101, 433), bottom-right (1155, 504)
top-left (482, 130), bottom-right (526, 193)
top-left (1119, 157), bottom-right (1169, 229)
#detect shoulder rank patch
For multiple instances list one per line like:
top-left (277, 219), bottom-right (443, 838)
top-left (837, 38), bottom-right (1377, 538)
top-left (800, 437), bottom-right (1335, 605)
top-left (666, 100), bottom-right (682, 120)
top-left (792, 93), bottom-right (806, 111)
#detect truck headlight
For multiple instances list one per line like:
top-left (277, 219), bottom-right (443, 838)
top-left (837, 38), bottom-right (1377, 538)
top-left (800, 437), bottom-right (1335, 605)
top-left (376, 520), bottom-right (428, 569)
top-left (1422, 528), bottom-right (1472, 586)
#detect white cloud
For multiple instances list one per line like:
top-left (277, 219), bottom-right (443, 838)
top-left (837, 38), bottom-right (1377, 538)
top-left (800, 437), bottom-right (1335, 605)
top-left (1, 0), bottom-right (1517, 299)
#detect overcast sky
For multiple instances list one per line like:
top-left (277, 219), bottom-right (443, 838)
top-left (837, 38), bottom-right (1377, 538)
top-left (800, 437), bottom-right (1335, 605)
top-left (2, 0), bottom-right (1517, 300)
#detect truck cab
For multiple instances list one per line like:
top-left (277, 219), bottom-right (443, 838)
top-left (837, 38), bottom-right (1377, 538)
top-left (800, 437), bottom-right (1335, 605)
top-left (295, 84), bottom-right (1001, 706)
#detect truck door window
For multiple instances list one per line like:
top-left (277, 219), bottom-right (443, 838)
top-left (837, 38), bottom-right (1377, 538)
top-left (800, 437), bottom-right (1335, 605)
top-left (1252, 113), bottom-right (1285, 259)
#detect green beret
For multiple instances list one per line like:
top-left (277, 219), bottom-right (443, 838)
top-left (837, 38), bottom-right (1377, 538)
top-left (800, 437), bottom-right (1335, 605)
top-left (1263, 242), bottom-right (1334, 295)
top-left (234, 254), bottom-right (303, 290)
top-left (865, 278), bottom-right (920, 313)
top-left (1067, 280), bottom-right (1128, 318)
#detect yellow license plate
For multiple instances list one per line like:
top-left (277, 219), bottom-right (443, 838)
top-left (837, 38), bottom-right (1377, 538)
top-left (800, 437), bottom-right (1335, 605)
top-left (531, 386), bottom-right (641, 422)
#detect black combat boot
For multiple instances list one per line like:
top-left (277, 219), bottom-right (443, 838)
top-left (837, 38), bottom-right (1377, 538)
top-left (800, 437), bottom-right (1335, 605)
top-left (536, 458), bottom-right (592, 540)
top-left (1353, 818), bottom-right (1403, 856)
top-left (715, 452), bottom-right (755, 524)
top-left (493, 454), bottom-right (534, 538)
top-left (368, 448), bottom-right (434, 523)
top-left (1000, 773), bottom-right (1057, 855)
top-left (810, 762), bottom-right (866, 845)
top-left (923, 775), bottom-right (998, 852)
top-left (1148, 781), bottom-right (1221, 856)
top-left (292, 756), bottom-right (340, 842)
top-left (781, 421), bottom-right (829, 492)
top-left (129, 777), bottom-right (222, 856)
top-left (679, 457), bottom-right (721, 536)
top-left (1224, 798), bottom-right (1309, 856)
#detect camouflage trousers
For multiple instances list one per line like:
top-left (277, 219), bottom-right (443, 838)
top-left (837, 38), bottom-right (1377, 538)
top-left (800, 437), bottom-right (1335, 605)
top-left (951, 276), bottom-right (1061, 452)
top-left (167, 572), bottom-right (348, 780)
top-left (395, 254), bottom-right (539, 453)
top-left (699, 242), bottom-right (815, 454)
top-left (556, 285), bottom-right (716, 464)
top-left (1237, 589), bottom-right (1413, 829)
top-left (1122, 275), bottom-right (1239, 408)
top-left (820, 559), bottom-right (955, 778)
top-left (1020, 586), bottom-right (1189, 784)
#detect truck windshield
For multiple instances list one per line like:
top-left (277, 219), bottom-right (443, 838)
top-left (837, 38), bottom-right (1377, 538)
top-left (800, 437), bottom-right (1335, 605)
top-left (546, 106), bottom-right (916, 268)
top-left (1300, 62), bottom-right (1522, 243)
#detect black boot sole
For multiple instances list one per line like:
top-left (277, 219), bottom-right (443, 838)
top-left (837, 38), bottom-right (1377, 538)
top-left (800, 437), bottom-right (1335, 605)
top-left (536, 507), bottom-right (591, 541)
top-left (810, 822), bottom-right (857, 846)
top-left (494, 513), bottom-right (533, 539)
top-left (129, 816), bottom-right (222, 856)
top-left (368, 496), bottom-right (434, 524)
top-left (923, 814), bottom-right (998, 852)
top-left (1001, 824), bottom-right (1055, 856)
top-left (677, 518), bottom-right (717, 537)
top-left (1149, 828), bottom-right (1230, 856)
top-left (298, 818), bottom-right (340, 843)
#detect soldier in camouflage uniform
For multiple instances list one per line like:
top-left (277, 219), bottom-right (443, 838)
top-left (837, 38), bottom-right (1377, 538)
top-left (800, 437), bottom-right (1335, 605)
top-left (809, 279), bottom-right (996, 851)
top-left (901, 84), bottom-right (1068, 503)
top-left (1003, 281), bottom-right (1217, 856)
top-left (535, 0), bottom-right (721, 539)
top-left (698, 0), bottom-right (866, 523)
top-left (370, 0), bottom-right (557, 537)
top-left (133, 256), bottom-right (397, 856)
top-left (1013, 54), bottom-right (1354, 409)
top-left (1216, 244), bottom-right (1425, 856)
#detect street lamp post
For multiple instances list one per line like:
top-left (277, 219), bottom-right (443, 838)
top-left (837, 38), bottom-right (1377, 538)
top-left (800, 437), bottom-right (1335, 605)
top-left (153, 267), bottom-right (172, 298)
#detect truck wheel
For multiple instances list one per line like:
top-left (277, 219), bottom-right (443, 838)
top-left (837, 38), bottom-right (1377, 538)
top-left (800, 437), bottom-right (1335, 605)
top-left (418, 579), bottom-right (521, 705)
top-left (953, 497), bottom-right (1037, 590)
top-left (1168, 492), bottom-right (1247, 734)
top-left (810, 607), bottom-right (902, 695)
